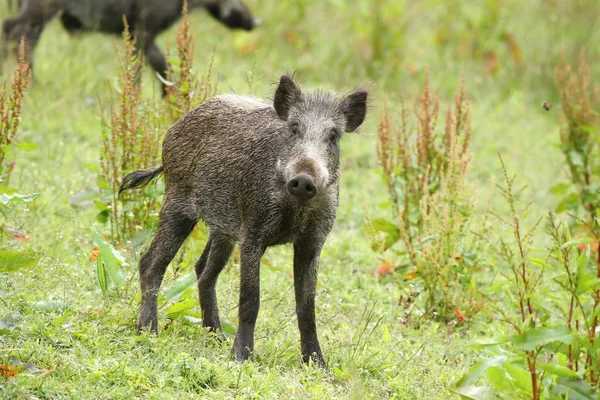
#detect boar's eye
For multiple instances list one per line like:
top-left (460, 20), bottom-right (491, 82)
top-left (328, 128), bottom-right (342, 146)
top-left (289, 121), bottom-right (301, 136)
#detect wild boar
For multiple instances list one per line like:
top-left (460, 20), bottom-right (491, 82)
top-left (119, 75), bottom-right (368, 366)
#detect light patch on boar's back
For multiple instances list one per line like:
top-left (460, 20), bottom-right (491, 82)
top-left (216, 94), bottom-right (272, 110)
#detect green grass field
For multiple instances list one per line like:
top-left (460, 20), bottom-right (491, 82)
top-left (1, 1), bottom-right (599, 398)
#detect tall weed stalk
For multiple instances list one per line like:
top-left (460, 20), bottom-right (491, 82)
top-left (452, 158), bottom-right (600, 398)
top-left (99, 23), bottom-right (163, 241)
top-left (165, 0), bottom-right (217, 122)
top-left (553, 52), bottom-right (600, 224)
top-left (371, 74), bottom-right (483, 323)
top-left (0, 39), bottom-right (30, 182)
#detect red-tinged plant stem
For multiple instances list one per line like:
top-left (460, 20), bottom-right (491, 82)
top-left (527, 351), bottom-right (540, 400)
top-left (590, 248), bottom-right (600, 386)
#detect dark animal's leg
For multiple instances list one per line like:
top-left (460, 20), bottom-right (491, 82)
top-left (233, 241), bottom-right (265, 362)
top-left (138, 203), bottom-right (197, 333)
top-left (136, 33), bottom-right (168, 96)
top-left (2, 17), bottom-right (43, 71)
top-left (2, 1), bottom-right (58, 73)
top-left (196, 234), bottom-right (235, 332)
top-left (293, 238), bottom-right (325, 367)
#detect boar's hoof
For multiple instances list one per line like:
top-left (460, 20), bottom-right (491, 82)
top-left (302, 352), bottom-right (327, 369)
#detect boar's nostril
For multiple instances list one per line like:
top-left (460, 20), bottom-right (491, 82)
top-left (287, 173), bottom-right (317, 200)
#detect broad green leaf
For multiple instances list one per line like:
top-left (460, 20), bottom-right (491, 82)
top-left (371, 218), bottom-right (400, 236)
top-left (549, 182), bottom-right (571, 196)
top-left (167, 298), bottom-right (196, 318)
top-left (15, 142), bottom-right (39, 151)
top-left (539, 362), bottom-right (578, 378)
top-left (560, 237), bottom-right (594, 249)
top-left (552, 377), bottom-right (597, 400)
top-left (577, 249), bottom-right (598, 294)
top-left (468, 336), bottom-right (508, 348)
top-left (577, 271), bottom-right (598, 295)
top-left (529, 257), bottom-right (548, 268)
top-left (163, 272), bottom-right (196, 303)
top-left (449, 384), bottom-right (494, 400)
top-left (578, 125), bottom-right (598, 133)
top-left (220, 316), bottom-right (237, 338)
top-left (0, 315), bottom-right (22, 335)
top-left (52, 310), bottom-right (73, 327)
top-left (84, 163), bottom-right (100, 173)
top-left (183, 315), bottom-right (202, 326)
top-left (452, 356), bottom-right (507, 389)
top-left (93, 200), bottom-right (107, 211)
top-left (556, 193), bottom-right (580, 214)
top-left (0, 250), bottom-right (38, 272)
top-left (0, 192), bottom-right (40, 205)
top-left (556, 352), bottom-right (568, 367)
top-left (485, 366), bottom-right (512, 391)
top-left (509, 326), bottom-right (572, 351)
top-left (504, 363), bottom-right (532, 393)
top-left (92, 233), bottom-right (126, 289)
top-left (578, 250), bottom-right (591, 271)
top-left (96, 209), bottom-right (109, 224)
top-left (370, 218), bottom-right (401, 249)
top-left (0, 186), bottom-right (15, 195)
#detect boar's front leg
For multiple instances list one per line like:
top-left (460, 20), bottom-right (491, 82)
top-left (233, 240), bottom-right (266, 363)
top-left (138, 203), bottom-right (197, 333)
top-left (293, 237), bottom-right (325, 367)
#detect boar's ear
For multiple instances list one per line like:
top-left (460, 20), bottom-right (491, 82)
top-left (274, 75), bottom-right (302, 121)
top-left (340, 89), bottom-right (368, 132)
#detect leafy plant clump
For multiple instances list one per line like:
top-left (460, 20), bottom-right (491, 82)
top-left (370, 74), bottom-right (485, 323)
top-left (452, 159), bottom-right (600, 399)
top-left (552, 51), bottom-right (600, 227)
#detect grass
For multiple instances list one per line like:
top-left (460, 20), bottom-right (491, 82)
top-left (0, 0), bottom-right (599, 398)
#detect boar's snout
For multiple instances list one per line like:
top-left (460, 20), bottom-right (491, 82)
top-left (287, 173), bottom-right (317, 200)
top-left (226, 11), bottom-right (259, 31)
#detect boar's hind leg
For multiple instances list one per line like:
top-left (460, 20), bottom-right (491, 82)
top-left (293, 238), bottom-right (325, 367)
top-left (138, 204), bottom-right (197, 334)
top-left (196, 233), bottom-right (235, 334)
top-left (233, 241), bottom-right (266, 363)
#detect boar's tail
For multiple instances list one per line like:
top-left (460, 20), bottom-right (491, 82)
top-left (119, 165), bottom-right (164, 194)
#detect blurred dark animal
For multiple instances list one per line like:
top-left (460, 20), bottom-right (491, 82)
top-left (119, 75), bottom-right (369, 366)
top-left (2, 0), bottom-right (259, 93)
